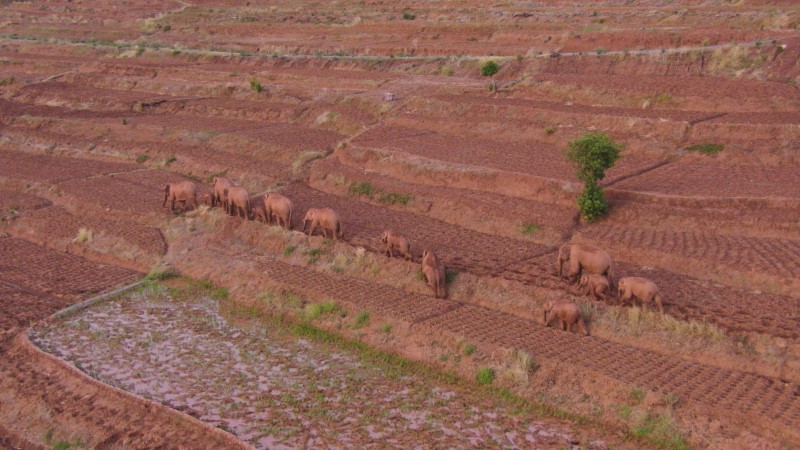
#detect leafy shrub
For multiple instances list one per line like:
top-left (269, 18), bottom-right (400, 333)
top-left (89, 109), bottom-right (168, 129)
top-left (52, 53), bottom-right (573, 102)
top-left (402, 10), bottom-right (415, 20)
top-left (595, 47), bottom-right (607, 54)
top-left (544, 126), bottom-right (557, 134)
top-left (476, 367), bottom-right (495, 385)
top-left (566, 132), bottom-right (621, 222)
top-left (348, 181), bottom-right (378, 198)
top-left (480, 60), bottom-right (500, 76)
top-left (686, 143), bottom-right (723, 155)
top-left (135, 154), bottom-right (149, 164)
top-left (577, 184), bottom-right (608, 223)
top-left (378, 192), bottom-right (412, 205)
top-left (463, 343), bottom-right (476, 356)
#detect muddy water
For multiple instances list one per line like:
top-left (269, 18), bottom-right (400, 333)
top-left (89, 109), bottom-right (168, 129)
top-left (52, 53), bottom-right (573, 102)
top-left (32, 285), bottom-right (602, 449)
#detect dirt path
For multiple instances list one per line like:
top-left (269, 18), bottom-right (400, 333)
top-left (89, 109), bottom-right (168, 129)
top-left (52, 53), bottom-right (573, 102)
top-left (31, 284), bottom-right (602, 449)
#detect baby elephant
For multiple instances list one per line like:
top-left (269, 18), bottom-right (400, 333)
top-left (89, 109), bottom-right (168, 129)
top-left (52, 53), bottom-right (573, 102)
top-left (163, 181), bottom-right (197, 212)
top-left (579, 274), bottom-right (610, 301)
top-left (421, 249), bottom-right (447, 299)
top-left (381, 230), bottom-right (412, 261)
top-left (543, 301), bottom-right (589, 336)
top-left (618, 277), bottom-right (664, 314)
top-left (302, 207), bottom-right (343, 240)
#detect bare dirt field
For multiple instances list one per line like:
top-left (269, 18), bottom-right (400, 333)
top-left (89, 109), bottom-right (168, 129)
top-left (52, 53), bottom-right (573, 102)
top-left (2, 0), bottom-right (800, 448)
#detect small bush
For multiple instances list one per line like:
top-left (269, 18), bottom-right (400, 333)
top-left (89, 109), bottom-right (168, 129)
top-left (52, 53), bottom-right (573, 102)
top-left (163, 155), bottom-right (177, 165)
top-left (445, 269), bottom-right (457, 284)
top-left (250, 78), bottom-right (262, 93)
top-left (135, 154), bottom-right (149, 164)
top-left (354, 310), bottom-right (370, 328)
top-left (577, 184), bottom-right (608, 223)
top-left (519, 223), bottom-right (541, 235)
top-left (480, 60), bottom-right (500, 77)
top-left (283, 246), bottom-right (296, 256)
top-left (211, 287), bottom-right (229, 300)
top-left (440, 66), bottom-right (454, 76)
top-left (135, 46), bottom-right (144, 57)
top-left (304, 301), bottom-right (339, 320)
top-left (629, 387), bottom-right (646, 404)
top-left (567, 132), bottom-right (622, 222)
top-left (476, 367), bottom-right (496, 385)
top-left (348, 181), bottom-right (378, 198)
top-left (380, 324), bottom-right (392, 334)
top-left (378, 192), bottom-right (412, 205)
top-left (618, 404), bottom-right (632, 419)
top-left (402, 10), bottom-right (415, 20)
top-left (544, 126), bottom-right (557, 134)
top-left (0, 77), bottom-right (15, 86)
top-left (463, 343), bottom-right (476, 356)
top-left (595, 47), bottom-right (607, 54)
top-left (686, 143), bottom-right (723, 155)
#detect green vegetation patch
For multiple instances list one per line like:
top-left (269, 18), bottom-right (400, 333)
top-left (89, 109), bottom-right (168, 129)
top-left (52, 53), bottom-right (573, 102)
top-left (686, 143), bottom-right (724, 155)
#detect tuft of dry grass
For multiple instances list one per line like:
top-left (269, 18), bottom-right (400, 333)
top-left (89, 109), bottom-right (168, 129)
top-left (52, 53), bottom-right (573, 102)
top-left (292, 151), bottom-right (327, 174)
top-left (72, 227), bottom-right (94, 244)
top-left (498, 349), bottom-right (538, 386)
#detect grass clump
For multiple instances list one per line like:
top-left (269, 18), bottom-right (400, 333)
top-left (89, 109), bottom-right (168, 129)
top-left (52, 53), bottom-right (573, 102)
top-left (250, 77), bottom-right (262, 93)
top-left (632, 413), bottom-right (690, 450)
top-left (519, 223), bottom-right (541, 235)
top-left (283, 245), bottom-right (296, 256)
top-left (72, 227), bottom-right (93, 244)
top-left (686, 143), bottom-right (724, 155)
top-left (348, 181), bottom-right (412, 206)
top-left (303, 301), bottom-right (340, 321)
top-left (163, 155), bottom-right (177, 166)
top-left (595, 47), bottom-right (607, 54)
top-left (566, 132), bottom-right (622, 222)
top-left (402, 10), bottom-right (416, 20)
top-left (544, 126), bottom-right (557, 135)
top-left (380, 324), bottom-right (392, 334)
top-left (463, 343), bottom-right (476, 356)
top-left (354, 310), bottom-right (370, 328)
top-left (481, 60), bottom-right (500, 77)
top-left (629, 387), bottom-right (646, 404)
top-left (135, 154), bottom-right (149, 164)
top-left (292, 150), bottom-right (326, 174)
top-left (378, 192), bottom-right (412, 205)
top-left (476, 367), bottom-right (496, 385)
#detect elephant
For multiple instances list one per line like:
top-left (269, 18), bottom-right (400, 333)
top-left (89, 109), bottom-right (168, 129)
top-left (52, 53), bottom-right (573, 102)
top-left (617, 277), bottom-right (664, 314)
top-left (250, 195), bottom-right (267, 222)
top-left (211, 177), bottom-right (236, 209)
top-left (224, 186), bottom-right (252, 219)
top-left (381, 230), bottom-right (412, 261)
top-left (302, 207), bottom-right (343, 239)
top-left (579, 273), bottom-right (610, 301)
top-left (163, 181), bottom-right (197, 211)
top-left (264, 193), bottom-right (294, 230)
top-left (421, 249), bottom-right (447, 299)
top-left (543, 301), bottom-right (589, 336)
top-left (557, 243), bottom-right (613, 286)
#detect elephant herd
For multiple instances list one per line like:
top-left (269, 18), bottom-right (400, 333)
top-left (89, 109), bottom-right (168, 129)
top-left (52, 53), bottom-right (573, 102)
top-left (551, 242), bottom-right (665, 335)
top-left (163, 178), bottom-right (447, 299)
top-left (164, 180), bottom-right (665, 337)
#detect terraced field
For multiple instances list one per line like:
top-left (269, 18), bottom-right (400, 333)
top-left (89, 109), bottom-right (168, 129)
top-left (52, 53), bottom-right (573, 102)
top-left (2, 0), bottom-right (800, 448)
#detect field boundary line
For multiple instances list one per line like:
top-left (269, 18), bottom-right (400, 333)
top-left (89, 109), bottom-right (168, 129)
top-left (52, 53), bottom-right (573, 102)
top-left (602, 159), bottom-right (672, 188)
top-left (50, 279), bottom-right (146, 320)
top-left (411, 302), bottom-right (465, 326)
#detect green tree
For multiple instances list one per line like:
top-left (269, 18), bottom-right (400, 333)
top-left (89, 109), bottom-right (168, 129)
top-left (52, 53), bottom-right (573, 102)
top-left (566, 132), bottom-right (622, 222)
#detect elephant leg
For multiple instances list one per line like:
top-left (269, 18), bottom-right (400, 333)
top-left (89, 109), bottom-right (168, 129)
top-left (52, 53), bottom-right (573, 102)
top-left (578, 318), bottom-right (589, 336)
top-left (596, 287), bottom-right (608, 301)
top-left (560, 319), bottom-right (567, 331)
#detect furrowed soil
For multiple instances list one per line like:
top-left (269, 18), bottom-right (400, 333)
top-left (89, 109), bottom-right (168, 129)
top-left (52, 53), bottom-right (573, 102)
top-left (2, 0), bottom-right (800, 448)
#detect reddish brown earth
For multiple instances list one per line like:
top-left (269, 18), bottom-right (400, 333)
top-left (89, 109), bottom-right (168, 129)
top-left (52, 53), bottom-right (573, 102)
top-left (2, 0), bottom-right (800, 448)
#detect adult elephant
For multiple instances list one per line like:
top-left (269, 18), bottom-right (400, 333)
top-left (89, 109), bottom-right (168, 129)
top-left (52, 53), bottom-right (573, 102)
top-left (302, 207), bottom-right (343, 240)
top-left (163, 181), bottom-right (197, 212)
top-left (264, 193), bottom-right (294, 229)
top-left (224, 186), bottom-right (252, 219)
top-left (211, 177), bottom-right (236, 209)
top-left (618, 277), bottom-right (664, 314)
top-left (556, 243), bottom-right (613, 286)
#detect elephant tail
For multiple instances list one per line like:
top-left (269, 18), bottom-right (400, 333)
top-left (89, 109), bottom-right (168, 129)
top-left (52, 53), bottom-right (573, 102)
top-left (606, 263), bottom-right (615, 292)
top-left (162, 184), bottom-right (170, 206)
top-left (653, 292), bottom-right (665, 314)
